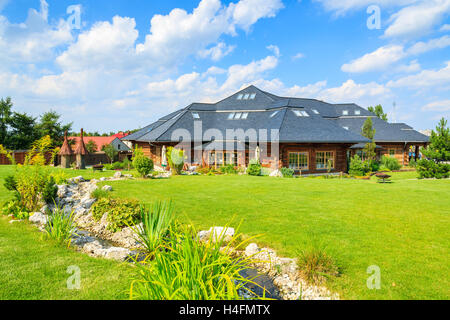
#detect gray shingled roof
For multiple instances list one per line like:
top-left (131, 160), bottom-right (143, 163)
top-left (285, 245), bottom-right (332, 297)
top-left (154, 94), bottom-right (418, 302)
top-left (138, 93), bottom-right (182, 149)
top-left (123, 85), bottom-right (428, 144)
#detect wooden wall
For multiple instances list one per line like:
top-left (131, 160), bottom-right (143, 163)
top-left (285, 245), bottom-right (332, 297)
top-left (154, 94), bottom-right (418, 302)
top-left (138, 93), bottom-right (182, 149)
top-left (279, 143), bottom-right (351, 174)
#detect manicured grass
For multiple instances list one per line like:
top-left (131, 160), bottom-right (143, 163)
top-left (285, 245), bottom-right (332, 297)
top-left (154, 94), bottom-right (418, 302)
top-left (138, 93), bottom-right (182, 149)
top-left (99, 172), bottom-right (449, 300)
top-left (0, 217), bottom-right (132, 299)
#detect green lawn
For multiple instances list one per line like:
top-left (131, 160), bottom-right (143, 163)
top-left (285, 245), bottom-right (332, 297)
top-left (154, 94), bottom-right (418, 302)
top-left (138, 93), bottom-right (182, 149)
top-left (0, 165), bottom-right (449, 300)
top-left (0, 217), bottom-right (133, 299)
top-left (100, 172), bottom-right (449, 300)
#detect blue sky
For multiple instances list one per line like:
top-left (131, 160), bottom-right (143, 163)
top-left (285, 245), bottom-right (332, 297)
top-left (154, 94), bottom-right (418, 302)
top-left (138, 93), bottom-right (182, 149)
top-left (0, 0), bottom-right (449, 132)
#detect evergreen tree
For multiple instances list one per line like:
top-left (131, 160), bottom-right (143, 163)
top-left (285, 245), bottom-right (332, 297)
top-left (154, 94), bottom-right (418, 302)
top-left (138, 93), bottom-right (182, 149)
top-left (0, 97), bottom-right (13, 146)
top-left (37, 110), bottom-right (72, 147)
top-left (368, 105), bottom-right (388, 121)
top-left (361, 117), bottom-right (377, 162)
top-left (7, 112), bottom-right (39, 150)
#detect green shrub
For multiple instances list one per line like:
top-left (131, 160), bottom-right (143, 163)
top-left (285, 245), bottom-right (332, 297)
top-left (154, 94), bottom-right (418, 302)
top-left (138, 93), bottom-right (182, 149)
top-left (104, 163), bottom-right (113, 170)
top-left (219, 164), bottom-right (238, 174)
top-left (1, 200), bottom-right (28, 219)
top-left (130, 226), bottom-right (256, 300)
top-left (348, 155), bottom-right (371, 176)
top-left (131, 201), bottom-right (175, 254)
top-left (15, 165), bottom-right (50, 212)
top-left (92, 198), bottom-right (141, 232)
top-left (409, 159), bottom-right (417, 168)
top-left (260, 167), bottom-right (271, 176)
top-left (297, 245), bottom-right (339, 285)
top-left (122, 157), bottom-right (133, 170)
top-left (132, 147), bottom-right (154, 177)
top-left (281, 167), bottom-right (295, 178)
top-left (91, 188), bottom-right (110, 200)
top-left (380, 156), bottom-right (401, 171)
top-left (44, 205), bottom-right (76, 245)
top-left (167, 147), bottom-right (185, 175)
top-left (50, 170), bottom-right (68, 185)
top-left (247, 159), bottom-right (262, 176)
top-left (3, 175), bottom-right (17, 191)
top-left (42, 176), bottom-right (58, 204)
top-left (111, 161), bottom-right (124, 170)
top-left (417, 159), bottom-right (450, 179)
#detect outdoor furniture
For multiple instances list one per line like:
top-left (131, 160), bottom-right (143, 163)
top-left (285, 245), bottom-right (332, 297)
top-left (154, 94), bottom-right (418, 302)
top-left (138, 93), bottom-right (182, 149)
top-left (376, 173), bottom-right (391, 183)
top-left (92, 164), bottom-right (104, 171)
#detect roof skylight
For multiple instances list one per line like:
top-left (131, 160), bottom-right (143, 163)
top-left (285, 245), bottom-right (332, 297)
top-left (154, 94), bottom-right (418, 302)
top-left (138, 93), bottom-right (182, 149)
top-left (241, 112), bottom-right (249, 119)
top-left (312, 109), bottom-right (320, 114)
top-left (342, 110), bottom-right (349, 116)
top-left (343, 126), bottom-right (349, 130)
top-left (355, 110), bottom-right (361, 115)
top-left (293, 110), bottom-right (309, 117)
top-left (234, 112), bottom-right (243, 119)
top-left (249, 93), bottom-right (256, 100)
top-left (243, 94), bottom-right (250, 100)
top-left (237, 94), bottom-right (243, 100)
top-left (270, 110), bottom-right (279, 118)
top-left (192, 112), bottom-right (200, 119)
top-left (228, 113), bottom-right (235, 120)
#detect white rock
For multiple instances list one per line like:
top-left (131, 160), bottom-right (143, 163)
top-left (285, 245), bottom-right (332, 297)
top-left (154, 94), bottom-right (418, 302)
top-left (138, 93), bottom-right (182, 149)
top-left (245, 243), bottom-right (261, 256)
top-left (198, 227), bottom-right (235, 243)
top-left (29, 212), bottom-right (48, 225)
top-left (9, 220), bottom-right (23, 224)
top-left (57, 185), bottom-right (68, 198)
top-left (72, 176), bottom-right (85, 183)
top-left (102, 185), bottom-right (113, 192)
top-left (103, 247), bottom-right (131, 261)
top-left (99, 177), bottom-right (107, 182)
top-left (113, 171), bottom-right (122, 179)
top-left (82, 198), bottom-right (96, 209)
top-left (270, 169), bottom-right (282, 177)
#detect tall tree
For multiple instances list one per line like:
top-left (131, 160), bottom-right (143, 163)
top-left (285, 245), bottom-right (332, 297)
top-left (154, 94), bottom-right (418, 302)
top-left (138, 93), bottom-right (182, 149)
top-left (0, 97), bottom-right (13, 146)
top-left (7, 112), bottom-right (39, 150)
top-left (86, 140), bottom-right (98, 154)
top-left (422, 118), bottom-right (450, 163)
top-left (368, 105), bottom-right (388, 121)
top-left (361, 117), bottom-right (377, 161)
top-left (37, 110), bottom-right (72, 147)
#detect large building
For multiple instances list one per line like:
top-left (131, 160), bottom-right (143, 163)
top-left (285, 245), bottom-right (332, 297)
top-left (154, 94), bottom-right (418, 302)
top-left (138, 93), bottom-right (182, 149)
top-left (123, 86), bottom-right (429, 174)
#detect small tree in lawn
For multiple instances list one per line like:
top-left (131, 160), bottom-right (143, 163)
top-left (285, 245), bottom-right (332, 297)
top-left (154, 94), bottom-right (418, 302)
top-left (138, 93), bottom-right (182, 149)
top-left (86, 140), bottom-right (98, 154)
top-left (361, 117), bottom-right (377, 171)
top-left (417, 118), bottom-right (450, 179)
top-left (132, 146), bottom-right (153, 177)
top-left (102, 144), bottom-right (117, 164)
top-left (166, 147), bottom-right (185, 175)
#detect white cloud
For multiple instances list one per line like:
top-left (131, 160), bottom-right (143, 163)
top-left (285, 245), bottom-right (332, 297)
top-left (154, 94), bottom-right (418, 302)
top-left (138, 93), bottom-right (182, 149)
top-left (341, 45), bottom-right (406, 73)
top-left (422, 99), bottom-right (450, 111)
top-left (284, 81), bottom-right (327, 97)
top-left (318, 79), bottom-right (391, 103)
top-left (387, 61), bottom-right (450, 88)
top-left (384, 0), bottom-right (450, 39)
top-left (292, 52), bottom-right (305, 60)
top-left (229, 0), bottom-right (284, 30)
top-left (395, 60), bottom-right (421, 73)
top-left (199, 42), bottom-right (235, 61)
top-left (266, 44), bottom-right (280, 57)
top-left (57, 16), bottom-right (139, 72)
top-left (58, 0), bottom-right (282, 72)
top-left (0, 0), bottom-right (72, 65)
top-left (407, 35), bottom-right (450, 55)
top-left (440, 23), bottom-right (450, 31)
top-left (314, 0), bottom-right (419, 16)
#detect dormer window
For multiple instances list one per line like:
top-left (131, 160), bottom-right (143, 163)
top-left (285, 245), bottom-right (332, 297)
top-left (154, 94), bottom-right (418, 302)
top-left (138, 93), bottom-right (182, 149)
top-left (237, 94), bottom-right (243, 100)
top-left (343, 110), bottom-right (349, 116)
top-left (192, 112), bottom-right (200, 119)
